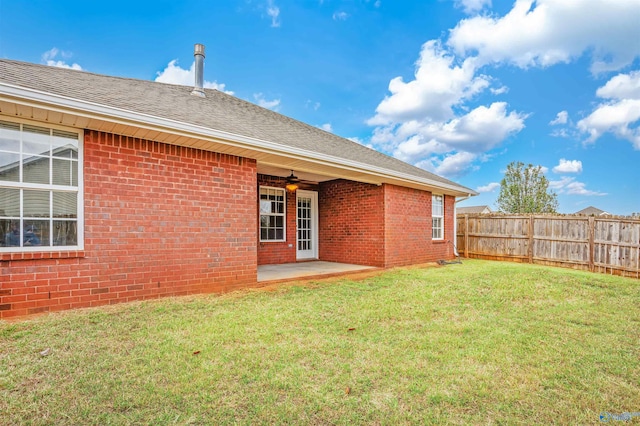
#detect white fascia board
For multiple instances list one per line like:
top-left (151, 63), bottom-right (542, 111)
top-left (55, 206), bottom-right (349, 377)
top-left (0, 82), bottom-right (478, 196)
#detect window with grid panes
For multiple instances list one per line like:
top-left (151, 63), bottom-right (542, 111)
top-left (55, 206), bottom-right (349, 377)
top-left (0, 119), bottom-right (82, 251)
top-left (259, 186), bottom-right (285, 241)
top-left (432, 194), bottom-right (444, 240)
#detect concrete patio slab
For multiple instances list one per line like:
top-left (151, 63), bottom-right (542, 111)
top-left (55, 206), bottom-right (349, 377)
top-left (258, 261), bottom-right (377, 283)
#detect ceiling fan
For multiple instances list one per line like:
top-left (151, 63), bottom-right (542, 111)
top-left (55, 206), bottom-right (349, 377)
top-left (285, 170), bottom-right (317, 191)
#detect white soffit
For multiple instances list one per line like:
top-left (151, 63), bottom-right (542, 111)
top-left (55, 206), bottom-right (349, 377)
top-left (0, 86), bottom-right (477, 197)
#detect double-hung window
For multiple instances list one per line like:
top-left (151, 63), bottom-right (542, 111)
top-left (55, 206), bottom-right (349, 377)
top-left (432, 194), bottom-right (444, 240)
top-left (0, 119), bottom-right (82, 251)
top-left (259, 186), bottom-right (285, 241)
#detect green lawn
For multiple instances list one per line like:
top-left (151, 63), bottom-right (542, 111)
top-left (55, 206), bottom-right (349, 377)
top-left (1, 260), bottom-right (638, 425)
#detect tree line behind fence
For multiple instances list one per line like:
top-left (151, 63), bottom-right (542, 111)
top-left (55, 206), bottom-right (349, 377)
top-left (456, 214), bottom-right (640, 278)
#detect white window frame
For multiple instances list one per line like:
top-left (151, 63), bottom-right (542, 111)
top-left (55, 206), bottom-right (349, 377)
top-left (0, 117), bottom-right (84, 252)
top-left (259, 186), bottom-right (286, 242)
top-left (432, 194), bottom-right (444, 240)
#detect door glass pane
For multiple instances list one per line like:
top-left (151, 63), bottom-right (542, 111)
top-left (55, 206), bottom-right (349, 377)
top-left (297, 195), bottom-right (314, 253)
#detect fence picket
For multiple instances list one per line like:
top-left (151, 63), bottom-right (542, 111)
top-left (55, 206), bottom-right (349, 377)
top-left (456, 214), bottom-right (640, 279)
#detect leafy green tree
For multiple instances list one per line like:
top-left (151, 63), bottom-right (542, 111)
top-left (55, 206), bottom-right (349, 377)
top-left (496, 161), bottom-right (558, 213)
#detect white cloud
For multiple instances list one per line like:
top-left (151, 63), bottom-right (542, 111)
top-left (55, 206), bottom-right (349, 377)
top-left (448, 0), bottom-right (640, 73)
top-left (41, 48), bottom-right (83, 70)
top-left (368, 0), bottom-right (639, 179)
top-left (550, 110), bottom-right (568, 125)
top-left (477, 182), bottom-right (500, 193)
top-left (367, 39), bottom-right (525, 178)
top-left (596, 70), bottom-right (640, 99)
top-left (253, 93), bottom-right (281, 110)
top-left (553, 158), bottom-right (582, 173)
top-left (332, 11), bottom-right (349, 21)
top-left (549, 176), bottom-right (606, 196)
top-left (416, 151), bottom-right (478, 178)
top-left (391, 102), bottom-right (526, 164)
top-left (368, 40), bottom-right (490, 125)
top-left (564, 181), bottom-right (606, 196)
top-left (455, 0), bottom-right (491, 15)
top-left (319, 123), bottom-right (333, 132)
top-left (577, 98), bottom-right (640, 148)
top-left (577, 70), bottom-right (640, 149)
top-left (490, 85), bottom-right (508, 95)
top-left (548, 176), bottom-right (572, 191)
top-left (267, 0), bottom-right (281, 27)
top-left (155, 60), bottom-right (233, 95)
top-left (549, 111), bottom-right (578, 138)
top-left (305, 100), bottom-right (321, 110)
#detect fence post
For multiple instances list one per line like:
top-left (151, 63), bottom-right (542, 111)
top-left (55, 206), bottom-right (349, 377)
top-left (464, 214), bottom-right (469, 258)
top-left (588, 216), bottom-right (595, 272)
top-left (528, 215), bottom-right (534, 263)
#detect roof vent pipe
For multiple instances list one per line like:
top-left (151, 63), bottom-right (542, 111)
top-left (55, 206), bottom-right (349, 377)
top-left (191, 43), bottom-right (206, 97)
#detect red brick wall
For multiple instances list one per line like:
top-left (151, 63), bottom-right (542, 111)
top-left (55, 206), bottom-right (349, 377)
top-left (316, 181), bottom-right (455, 268)
top-left (383, 186), bottom-right (455, 266)
top-left (318, 180), bottom-right (385, 267)
top-left (0, 131), bottom-right (257, 319)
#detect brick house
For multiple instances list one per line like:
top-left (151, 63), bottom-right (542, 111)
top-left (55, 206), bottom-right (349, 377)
top-left (0, 50), bottom-right (476, 318)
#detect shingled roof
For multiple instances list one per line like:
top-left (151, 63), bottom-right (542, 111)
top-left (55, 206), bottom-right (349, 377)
top-left (0, 59), bottom-right (476, 195)
top-left (456, 205), bottom-right (492, 214)
top-left (574, 206), bottom-right (610, 216)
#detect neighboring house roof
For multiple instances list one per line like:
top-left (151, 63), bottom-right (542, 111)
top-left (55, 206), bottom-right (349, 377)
top-left (457, 205), bottom-right (492, 214)
top-left (0, 59), bottom-right (477, 197)
top-left (574, 206), bottom-right (610, 216)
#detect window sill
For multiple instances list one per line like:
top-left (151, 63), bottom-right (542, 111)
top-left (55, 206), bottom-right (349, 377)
top-left (432, 239), bottom-right (447, 243)
top-left (0, 250), bottom-right (85, 262)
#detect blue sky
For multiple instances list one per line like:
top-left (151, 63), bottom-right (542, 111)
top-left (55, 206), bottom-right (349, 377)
top-left (1, 0), bottom-right (639, 214)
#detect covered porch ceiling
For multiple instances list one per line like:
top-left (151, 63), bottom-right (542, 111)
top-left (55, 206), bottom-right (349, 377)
top-left (0, 94), bottom-right (475, 196)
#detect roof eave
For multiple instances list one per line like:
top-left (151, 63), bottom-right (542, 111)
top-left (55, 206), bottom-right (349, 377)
top-left (0, 82), bottom-right (478, 197)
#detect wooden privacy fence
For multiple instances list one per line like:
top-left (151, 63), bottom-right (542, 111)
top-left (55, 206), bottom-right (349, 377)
top-left (456, 214), bottom-right (640, 278)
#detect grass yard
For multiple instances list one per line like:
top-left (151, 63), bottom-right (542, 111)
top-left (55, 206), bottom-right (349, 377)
top-left (1, 260), bottom-right (639, 425)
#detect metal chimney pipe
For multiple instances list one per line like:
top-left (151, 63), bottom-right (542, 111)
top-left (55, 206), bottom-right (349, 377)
top-left (191, 43), bottom-right (206, 97)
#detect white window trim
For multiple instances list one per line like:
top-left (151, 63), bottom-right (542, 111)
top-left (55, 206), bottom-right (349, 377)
top-left (259, 185), bottom-right (286, 242)
top-left (0, 116), bottom-right (84, 252)
top-left (432, 194), bottom-right (444, 241)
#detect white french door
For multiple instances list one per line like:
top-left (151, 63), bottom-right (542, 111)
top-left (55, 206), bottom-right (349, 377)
top-left (296, 190), bottom-right (318, 260)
